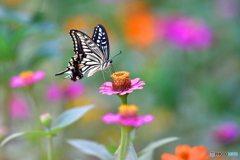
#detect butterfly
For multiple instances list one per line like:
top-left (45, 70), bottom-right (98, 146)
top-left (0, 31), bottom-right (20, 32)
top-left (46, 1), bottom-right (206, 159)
top-left (55, 24), bottom-right (113, 81)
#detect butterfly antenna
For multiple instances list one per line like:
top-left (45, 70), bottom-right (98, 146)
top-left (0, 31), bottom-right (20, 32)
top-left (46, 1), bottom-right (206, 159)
top-left (111, 51), bottom-right (122, 60)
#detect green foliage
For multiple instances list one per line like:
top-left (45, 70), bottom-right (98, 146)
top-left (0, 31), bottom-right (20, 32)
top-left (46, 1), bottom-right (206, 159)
top-left (114, 143), bottom-right (138, 160)
top-left (51, 105), bottom-right (94, 134)
top-left (68, 139), bottom-right (113, 160)
top-left (1, 131), bottom-right (50, 146)
top-left (138, 137), bottom-right (179, 160)
top-left (1, 105), bottom-right (94, 147)
top-left (1, 0), bottom-right (240, 159)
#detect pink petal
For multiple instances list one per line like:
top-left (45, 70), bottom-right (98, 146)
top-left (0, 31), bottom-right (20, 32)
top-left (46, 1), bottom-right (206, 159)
top-left (138, 81), bottom-right (146, 85)
top-left (131, 78), bottom-right (141, 85)
top-left (10, 76), bottom-right (25, 87)
top-left (142, 115), bottom-right (155, 123)
top-left (32, 71), bottom-right (45, 81)
top-left (103, 82), bottom-right (113, 87)
top-left (102, 113), bottom-right (120, 123)
top-left (46, 84), bottom-right (63, 102)
top-left (10, 95), bottom-right (31, 118)
top-left (66, 82), bottom-right (85, 98)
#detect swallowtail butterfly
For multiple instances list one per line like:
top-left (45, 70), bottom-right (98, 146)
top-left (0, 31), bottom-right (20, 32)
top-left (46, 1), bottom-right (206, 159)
top-left (55, 24), bottom-right (112, 81)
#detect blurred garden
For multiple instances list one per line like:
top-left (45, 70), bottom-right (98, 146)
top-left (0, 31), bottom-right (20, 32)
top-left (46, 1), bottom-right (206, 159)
top-left (0, 0), bottom-right (240, 159)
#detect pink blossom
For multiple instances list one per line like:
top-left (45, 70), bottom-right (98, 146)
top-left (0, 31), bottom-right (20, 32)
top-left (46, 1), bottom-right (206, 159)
top-left (10, 71), bottom-right (45, 87)
top-left (65, 82), bottom-right (85, 98)
top-left (99, 78), bottom-right (145, 95)
top-left (102, 104), bottom-right (154, 127)
top-left (165, 17), bottom-right (213, 50)
top-left (46, 83), bottom-right (62, 102)
top-left (102, 113), bottom-right (154, 127)
top-left (10, 94), bottom-right (31, 119)
top-left (46, 82), bottom-right (85, 102)
top-left (213, 122), bottom-right (239, 144)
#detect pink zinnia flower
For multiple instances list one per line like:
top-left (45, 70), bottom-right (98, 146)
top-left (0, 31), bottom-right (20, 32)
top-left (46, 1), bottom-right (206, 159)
top-left (213, 122), bottom-right (239, 144)
top-left (102, 105), bottom-right (154, 127)
top-left (46, 82), bottom-right (85, 102)
top-left (99, 71), bottom-right (145, 95)
top-left (10, 71), bottom-right (45, 87)
top-left (46, 83), bottom-right (63, 102)
top-left (66, 82), bottom-right (85, 98)
top-left (10, 94), bottom-right (31, 119)
top-left (165, 16), bottom-right (213, 50)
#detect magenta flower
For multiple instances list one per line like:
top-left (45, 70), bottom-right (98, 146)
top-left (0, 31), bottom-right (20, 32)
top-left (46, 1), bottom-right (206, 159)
top-left (213, 122), bottom-right (239, 144)
top-left (10, 71), bottom-right (45, 87)
top-left (46, 83), bottom-right (62, 102)
top-left (99, 71), bottom-right (145, 95)
top-left (103, 113), bottom-right (154, 127)
top-left (46, 82), bottom-right (85, 102)
top-left (10, 94), bottom-right (31, 119)
top-left (165, 16), bottom-right (213, 50)
top-left (66, 82), bottom-right (85, 98)
top-left (102, 105), bottom-right (154, 127)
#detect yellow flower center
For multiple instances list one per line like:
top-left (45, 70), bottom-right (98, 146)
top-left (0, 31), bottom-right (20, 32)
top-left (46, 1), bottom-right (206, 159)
top-left (119, 105), bottom-right (138, 117)
top-left (19, 71), bottom-right (33, 79)
top-left (111, 71), bottom-right (131, 91)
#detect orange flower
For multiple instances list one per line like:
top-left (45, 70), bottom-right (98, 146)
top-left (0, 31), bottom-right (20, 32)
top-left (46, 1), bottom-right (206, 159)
top-left (2, 0), bottom-right (23, 6)
top-left (121, 2), bottom-right (156, 49)
top-left (161, 145), bottom-right (210, 160)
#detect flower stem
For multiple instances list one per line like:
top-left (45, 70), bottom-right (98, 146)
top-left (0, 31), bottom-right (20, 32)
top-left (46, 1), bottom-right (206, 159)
top-left (119, 126), bottom-right (132, 160)
top-left (117, 94), bottom-right (132, 160)
top-left (24, 85), bottom-right (40, 130)
top-left (47, 135), bottom-right (53, 160)
top-left (118, 94), bottom-right (128, 105)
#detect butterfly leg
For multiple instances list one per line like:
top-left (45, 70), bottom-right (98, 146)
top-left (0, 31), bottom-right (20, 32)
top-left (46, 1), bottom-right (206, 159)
top-left (101, 70), bottom-right (107, 83)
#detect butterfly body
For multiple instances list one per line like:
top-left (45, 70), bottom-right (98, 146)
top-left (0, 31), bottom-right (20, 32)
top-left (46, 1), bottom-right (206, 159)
top-left (55, 25), bottom-right (112, 81)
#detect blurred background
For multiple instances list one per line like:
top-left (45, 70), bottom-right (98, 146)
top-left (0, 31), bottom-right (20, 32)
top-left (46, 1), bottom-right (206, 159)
top-left (0, 0), bottom-right (240, 159)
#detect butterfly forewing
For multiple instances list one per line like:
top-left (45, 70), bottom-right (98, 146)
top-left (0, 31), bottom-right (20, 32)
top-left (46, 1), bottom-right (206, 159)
top-left (55, 24), bottom-right (112, 81)
top-left (92, 24), bottom-right (110, 60)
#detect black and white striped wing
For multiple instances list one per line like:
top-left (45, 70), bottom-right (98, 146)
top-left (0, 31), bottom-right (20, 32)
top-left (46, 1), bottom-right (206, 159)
top-left (55, 29), bottom-right (107, 81)
top-left (92, 24), bottom-right (110, 60)
top-left (71, 30), bottom-right (107, 76)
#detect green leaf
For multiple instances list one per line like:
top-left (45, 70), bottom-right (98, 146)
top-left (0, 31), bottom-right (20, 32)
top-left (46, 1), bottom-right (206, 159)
top-left (114, 143), bottom-right (138, 160)
top-left (105, 144), bottom-right (118, 155)
top-left (1, 131), bottom-right (50, 147)
top-left (67, 139), bottom-right (113, 160)
top-left (51, 105), bottom-right (94, 134)
top-left (138, 137), bottom-right (179, 160)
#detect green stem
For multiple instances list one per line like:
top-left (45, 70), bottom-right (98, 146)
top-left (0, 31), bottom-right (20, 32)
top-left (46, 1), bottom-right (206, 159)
top-left (119, 126), bottom-right (132, 160)
top-left (118, 94), bottom-right (128, 105)
top-left (2, 85), bottom-right (11, 129)
top-left (24, 85), bottom-right (40, 130)
top-left (47, 135), bottom-right (53, 160)
top-left (117, 94), bottom-right (132, 159)
top-left (24, 85), bottom-right (44, 159)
